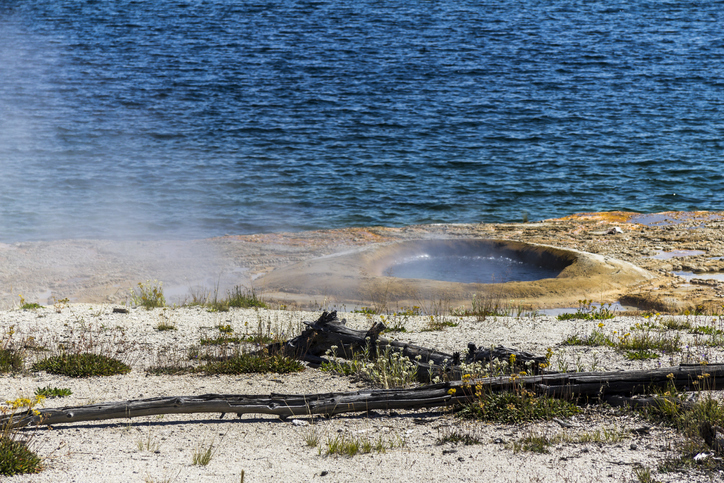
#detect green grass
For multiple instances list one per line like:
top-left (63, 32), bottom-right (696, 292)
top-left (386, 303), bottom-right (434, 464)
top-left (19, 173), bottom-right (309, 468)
top-left (563, 329), bottom-right (610, 347)
top-left (34, 386), bottom-right (72, 398)
top-left (617, 332), bottom-right (681, 353)
top-left (32, 353), bottom-right (131, 377)
top-left (0, 349), bottom-right (23, 373)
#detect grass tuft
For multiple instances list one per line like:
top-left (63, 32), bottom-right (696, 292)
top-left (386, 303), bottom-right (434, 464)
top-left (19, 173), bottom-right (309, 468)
top-left (192, 440), bottom-right (215, 466)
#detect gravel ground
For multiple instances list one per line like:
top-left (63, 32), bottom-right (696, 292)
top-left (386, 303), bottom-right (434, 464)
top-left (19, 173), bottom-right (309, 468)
top-left (3, 305), bottom-right (724, 482)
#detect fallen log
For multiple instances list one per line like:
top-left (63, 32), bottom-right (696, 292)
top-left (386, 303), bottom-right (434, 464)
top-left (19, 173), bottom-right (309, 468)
top-left (6, 363), bottom-right (723, 429)
top-left (265, 311), bottom-right (546, 381)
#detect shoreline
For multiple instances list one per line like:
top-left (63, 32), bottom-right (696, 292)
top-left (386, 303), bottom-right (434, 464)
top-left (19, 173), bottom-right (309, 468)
top-left (1, 211), bottom-right (723, 313)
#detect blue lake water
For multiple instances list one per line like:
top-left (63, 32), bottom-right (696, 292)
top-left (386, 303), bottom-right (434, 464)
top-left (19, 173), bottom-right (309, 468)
top-left (1, 0), bottom-right (722, 242)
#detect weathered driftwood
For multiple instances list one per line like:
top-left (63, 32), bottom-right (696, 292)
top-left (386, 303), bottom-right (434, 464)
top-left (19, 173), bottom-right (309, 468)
top-left (6, 363), bottom-right (723, 429)
top-left (265, 311), bottom-right (546, 381)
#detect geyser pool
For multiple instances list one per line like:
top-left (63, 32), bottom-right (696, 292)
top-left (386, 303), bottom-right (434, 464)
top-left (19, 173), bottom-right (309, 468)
top-left (384, 254), bottom-right (563, 283)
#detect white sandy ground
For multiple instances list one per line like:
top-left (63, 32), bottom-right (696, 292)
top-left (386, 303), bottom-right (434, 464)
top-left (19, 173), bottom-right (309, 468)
top-left (2, 305), bottom-right (724, 482)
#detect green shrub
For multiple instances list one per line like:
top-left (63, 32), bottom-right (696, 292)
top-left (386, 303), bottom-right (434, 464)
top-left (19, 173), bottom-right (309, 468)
top-left (1, 396), bottom-right (44, 476)
top-left (32, 353), bottom-right (131, 377)
top-left (0, 349), bottom-right (23, 373)
top-left (0, 437), bottom-right (42, 476)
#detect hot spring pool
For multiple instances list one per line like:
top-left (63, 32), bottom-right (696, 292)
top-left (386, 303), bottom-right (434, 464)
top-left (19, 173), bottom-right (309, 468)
top-left (383, 254), bottom-right (563, 283)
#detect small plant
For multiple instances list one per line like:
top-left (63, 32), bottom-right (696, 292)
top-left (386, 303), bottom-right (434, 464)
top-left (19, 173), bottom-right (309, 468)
top-left (129, 280), bottom-right (166, 310)
top-left (34, 386), bottom-right (72, 398)
top-left (241, 334), bottom-right (276, 344)
top-left (192, 440), bottom-right (215, 466)
top-left (156, 321), bottom-right (176, 331)
top-left (379, 315), bottom-right (407, 333)
top-left (557, 300), bottom-right (615, 321)
top-left (17, 295), bottom-right (42, 310)
top-left (1, 396), bottom-right (44, 476)
top-left (626, 349), bottom-right (660, 360)
top-left (423, 315), bottom-right (458, 331)
top-left (226, 286), bottom-right (266, 309)
top-left (52, 297), bottom-right (70, 313)
top-left (633, 466), bottom-right (660, 483)
top-left (32, 353), bottom-right (131, 377)
top-left (155, 310), bottom-right (177, 331)
top-left (137, 428), bottom-right (161, 453)
top-left (303, 425), bottom-right (320, 448)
